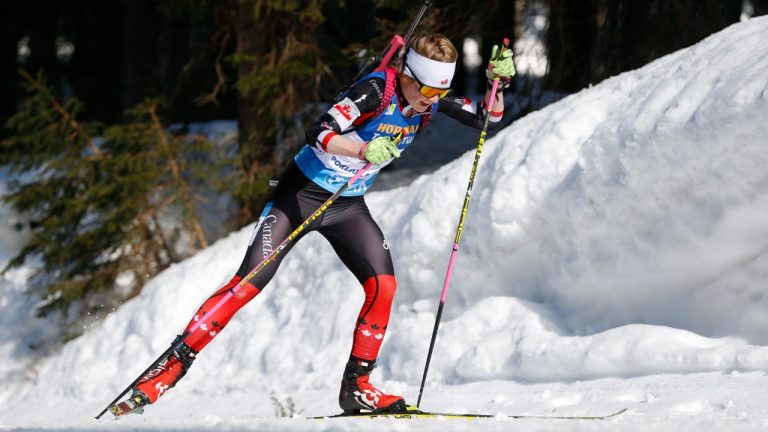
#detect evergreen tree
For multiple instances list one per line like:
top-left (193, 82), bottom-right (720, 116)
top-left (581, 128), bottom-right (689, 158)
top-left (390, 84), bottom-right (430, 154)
top-left (229, 0), bottom-right (331, 223)
top-left (0, 71), bottom-right (229, 336)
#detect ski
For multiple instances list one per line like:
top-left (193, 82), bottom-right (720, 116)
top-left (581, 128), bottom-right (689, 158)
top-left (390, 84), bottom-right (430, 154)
top-left (310, 405), bottom-right (628, 420)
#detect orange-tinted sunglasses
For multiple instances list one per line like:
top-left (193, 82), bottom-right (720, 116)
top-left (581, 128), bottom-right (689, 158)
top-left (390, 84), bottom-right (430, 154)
top-left (404, 63), bottom-right (451, 99)
top-left (411, 73), bottom-right (451, 99)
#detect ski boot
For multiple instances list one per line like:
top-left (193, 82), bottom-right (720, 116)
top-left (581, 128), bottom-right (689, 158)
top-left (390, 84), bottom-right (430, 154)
top-left (109, 337), bottom-right (198, 417)
top-left (338, 357), bottom-right (407, 414)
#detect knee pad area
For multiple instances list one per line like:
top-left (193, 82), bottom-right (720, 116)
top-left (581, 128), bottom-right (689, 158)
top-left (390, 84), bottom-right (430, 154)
top-left (353, 275), bottom-right (397, 361)
top-left (362, 274), bottom-right (397, 305)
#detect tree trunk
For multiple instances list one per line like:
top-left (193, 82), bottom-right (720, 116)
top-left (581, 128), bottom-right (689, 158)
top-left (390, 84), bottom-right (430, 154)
top-left (234, 0), bottom-right (277, 223)
top-left (69, 0), bottom-right (123, 123)
top-left (120, 0), bottom-right (160, 112)
top-left (752, 0), bottom-right (768, 15)
top-left (546, 0), bottom-right (599, 92)
top-left (0, 2), bottom-right (27, 133)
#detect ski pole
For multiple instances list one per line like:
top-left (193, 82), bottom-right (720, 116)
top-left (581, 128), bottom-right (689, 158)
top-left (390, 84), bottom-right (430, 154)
top-left (374, 0), bottom-right (433, 70)
top-left (416, 39), bottom-right (509, 408)
top-left (96, 133), bottom-right (403, 419)
top-left (402, 0), bottom-right (433, 44)
top-left (95, 342), bottom-right (177, 419)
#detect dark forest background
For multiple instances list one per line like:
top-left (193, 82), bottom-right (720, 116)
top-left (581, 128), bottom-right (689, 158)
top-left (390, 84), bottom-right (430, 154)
top-left (0, 0), bottom-right (764, 338)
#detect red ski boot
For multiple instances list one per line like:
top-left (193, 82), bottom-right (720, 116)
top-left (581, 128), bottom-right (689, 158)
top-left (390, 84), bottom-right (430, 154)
top-left (135, 338), bottom-right (198, 403)
top-left (109, 338), bottom-right (197, 416)
top-left (338, 357), bottom-right (406, 414)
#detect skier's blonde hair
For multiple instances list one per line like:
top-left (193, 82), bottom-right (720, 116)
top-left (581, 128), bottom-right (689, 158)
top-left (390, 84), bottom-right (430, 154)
top-left (390, 33), bottom-right (458, 70)
top-left (408, 33), bottom-right (458, 63)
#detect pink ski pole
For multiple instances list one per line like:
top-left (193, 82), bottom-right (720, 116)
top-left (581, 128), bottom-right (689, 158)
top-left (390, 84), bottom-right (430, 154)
top-left (416, 39), bottom-right (510, 408)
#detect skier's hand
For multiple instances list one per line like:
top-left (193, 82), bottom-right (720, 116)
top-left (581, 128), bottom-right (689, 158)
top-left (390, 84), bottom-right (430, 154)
top-left (359, 135), bottom-right (401, 164)
top-left (486, 44), bottom-right (515, 85)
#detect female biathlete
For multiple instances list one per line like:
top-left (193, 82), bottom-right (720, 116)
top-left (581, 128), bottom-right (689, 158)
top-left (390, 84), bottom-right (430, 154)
top-left (115, 33), bottom-right (515, 415)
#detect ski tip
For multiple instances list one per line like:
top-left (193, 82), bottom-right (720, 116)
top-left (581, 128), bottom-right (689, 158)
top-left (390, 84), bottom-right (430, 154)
top-left (606, 407), bottom-right (629, 418)
top-left (532, 407), bottom-right (629, 420)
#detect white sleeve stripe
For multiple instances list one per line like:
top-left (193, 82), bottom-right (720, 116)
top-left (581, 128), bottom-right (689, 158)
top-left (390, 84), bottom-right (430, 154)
top-left (317, 130), bottom-right (335, 150)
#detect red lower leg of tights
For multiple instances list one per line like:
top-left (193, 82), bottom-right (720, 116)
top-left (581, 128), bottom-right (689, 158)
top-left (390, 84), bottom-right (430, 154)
top-left (181, 274), bottom-right (394, 358)
top-left (136, 275), bottom-right (262, 402)
top-left (184, 275), bottom-right (262, 351)
top-left (352, 275), bottom-right (397, 361)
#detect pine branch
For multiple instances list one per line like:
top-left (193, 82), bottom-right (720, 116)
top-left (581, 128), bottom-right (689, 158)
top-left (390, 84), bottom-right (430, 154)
top-left (194, 27), bottom-right (233, 106)
top-left (17, 69), bottom-right (103, 160)
top-left (147, 103), bottom-right (209, 249)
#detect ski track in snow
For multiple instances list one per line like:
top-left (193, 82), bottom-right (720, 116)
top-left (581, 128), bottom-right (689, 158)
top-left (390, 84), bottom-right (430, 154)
top-left (5, 374), bottom-right (768, 431)
top-left (2, 16), bottom-right (768, 432)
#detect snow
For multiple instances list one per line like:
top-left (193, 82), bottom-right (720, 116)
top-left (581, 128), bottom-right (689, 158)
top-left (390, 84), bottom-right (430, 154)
top-left (2, 16), bottom-right (768, 432)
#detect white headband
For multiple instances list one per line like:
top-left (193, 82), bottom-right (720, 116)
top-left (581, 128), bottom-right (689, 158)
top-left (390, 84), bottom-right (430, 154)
top-left (403, 49), bottom-right (456, 89)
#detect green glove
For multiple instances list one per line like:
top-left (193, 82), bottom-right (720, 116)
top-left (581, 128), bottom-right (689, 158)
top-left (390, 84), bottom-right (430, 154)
top-left (486, 44), bottom-right (516, 84)
top-left (360, 135), bottom-right (401, 164)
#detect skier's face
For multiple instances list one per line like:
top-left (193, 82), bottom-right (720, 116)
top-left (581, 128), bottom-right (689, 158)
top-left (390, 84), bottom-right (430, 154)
top-left (400, 75), bottom-right (440, 113)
